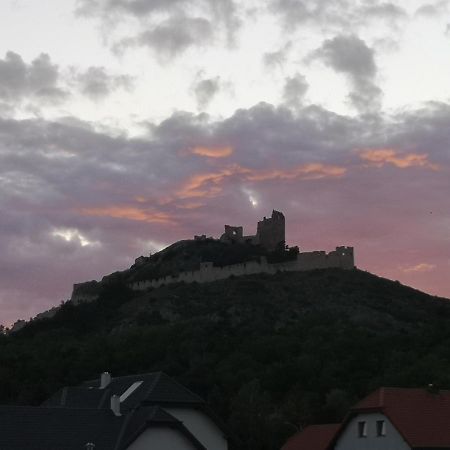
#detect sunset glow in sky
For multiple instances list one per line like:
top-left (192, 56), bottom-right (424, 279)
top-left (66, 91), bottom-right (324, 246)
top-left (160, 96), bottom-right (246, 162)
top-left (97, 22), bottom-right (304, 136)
top-left (1, 0), bottom-right (450, 325)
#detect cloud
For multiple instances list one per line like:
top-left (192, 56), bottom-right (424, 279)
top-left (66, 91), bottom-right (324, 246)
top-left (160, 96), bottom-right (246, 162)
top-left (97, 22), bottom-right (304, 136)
top-left (1, 100), bottom-right (450, 325)
top-left (175, 162), bottom-right (346, 199)
top-left (75, 66), bottom-right (134, 99)
top-left (78, 206), bottom-right (175, 224)
top-left (312, 35), bottom-right (382, 113)
top-left (415, 1), bottom-right (449, 17)
top-left (0, 51), bottom-right (67, 104)
top-left (52, 228), bottom-right (100, 247)
top-left (77, 0), bottom-right (240, 56)
top-left (359, 148), bottom-right (440, 170)
top-left (117, 15), bottom-right (213, 58)
top-left (271, 0), bottom-right (407, 30)
top-left (263, 42), bottom-right (292, 70)
top-left (191, 146), bottom-right (234, 158)
top-left (76, 0), bottom-right (186, 16)
top-left (193, 77), bottom-right (221, 110)
top-left (401, 263), bottom-right (436, 273)
top-left (283, 74), bottom-right (308, 108)
top-left (361, 2), bottom-right (407, 22)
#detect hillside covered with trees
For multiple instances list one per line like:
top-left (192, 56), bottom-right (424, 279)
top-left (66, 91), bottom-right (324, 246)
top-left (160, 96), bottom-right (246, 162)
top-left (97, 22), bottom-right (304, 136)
top-left (1, 267), bottom-right (450, 449)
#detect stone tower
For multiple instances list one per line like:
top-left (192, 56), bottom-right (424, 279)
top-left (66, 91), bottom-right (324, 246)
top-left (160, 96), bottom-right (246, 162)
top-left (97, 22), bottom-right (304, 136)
top-left (256, 210), bottom-right (285, 251)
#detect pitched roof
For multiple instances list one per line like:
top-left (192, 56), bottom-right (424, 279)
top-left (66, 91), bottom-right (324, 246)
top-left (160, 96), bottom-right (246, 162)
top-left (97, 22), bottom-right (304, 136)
top-left (0, 405), bottom-right (124, 450)
top-left (44, 372), bottom-right (205, 411)
top-left (0, 404), bottom-right (205, 450)
top-left (281, 424), bottom-right (340, 450)
top-left (348, 387), bottom-right (450, 448)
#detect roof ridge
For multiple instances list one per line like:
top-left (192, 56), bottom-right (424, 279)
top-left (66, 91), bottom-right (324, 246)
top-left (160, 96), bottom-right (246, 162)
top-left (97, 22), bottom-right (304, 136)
top-left (114, 407), bottom-right (135, 450)
top-left (157, 373), bottom-right (205, 403)
top-left (145, 371), bottom-right (163, 398)
top-left (61, 387), bottom-right (68, 406)
top-left (379, 387), bottom-right (384, 407)
top-left (98, 387), bottom-right (111, 409)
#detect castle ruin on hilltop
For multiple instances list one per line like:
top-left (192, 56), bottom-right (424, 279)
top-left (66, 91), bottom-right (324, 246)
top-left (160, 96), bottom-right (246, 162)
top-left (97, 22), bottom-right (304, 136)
top-left (70, 210), bottom-right (355, 304)
top-left (219, 210), bottom-right (285, 251)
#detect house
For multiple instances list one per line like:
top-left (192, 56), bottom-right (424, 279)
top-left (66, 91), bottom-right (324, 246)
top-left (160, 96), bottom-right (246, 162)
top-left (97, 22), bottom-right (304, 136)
top-left (282, 424), bottom-right (340, 450)
top-left (1, 371), bottom-right (229, 450)
top-left (282, 387), bottom-right (450, 450)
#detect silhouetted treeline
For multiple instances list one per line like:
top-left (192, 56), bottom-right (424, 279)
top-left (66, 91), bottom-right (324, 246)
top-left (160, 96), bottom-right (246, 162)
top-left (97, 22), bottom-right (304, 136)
top-left (2, 269), bottom-right (450, 450)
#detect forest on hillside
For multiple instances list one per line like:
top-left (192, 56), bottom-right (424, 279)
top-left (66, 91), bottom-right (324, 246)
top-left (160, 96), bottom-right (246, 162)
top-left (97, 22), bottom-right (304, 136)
top-left (1, 268), bottom-right (450, 450)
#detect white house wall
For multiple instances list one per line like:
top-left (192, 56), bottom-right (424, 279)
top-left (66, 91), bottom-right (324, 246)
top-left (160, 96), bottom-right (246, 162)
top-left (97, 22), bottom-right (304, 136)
top-left (334, 413), bottom-right (410, 450)
top-left (165, 407), bottom-right (228, 450)
top-left (126, 426), bottom-right (199, 450)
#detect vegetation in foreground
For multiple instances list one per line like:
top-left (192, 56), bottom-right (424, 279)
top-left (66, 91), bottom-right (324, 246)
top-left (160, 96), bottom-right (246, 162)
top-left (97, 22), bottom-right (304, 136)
top-left (1, 268), bottom-right (450, 449)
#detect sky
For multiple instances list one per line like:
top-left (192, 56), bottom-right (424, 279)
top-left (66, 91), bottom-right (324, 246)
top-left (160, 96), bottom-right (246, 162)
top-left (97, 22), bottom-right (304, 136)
top-left (0, 0), bottom-right (449, 326)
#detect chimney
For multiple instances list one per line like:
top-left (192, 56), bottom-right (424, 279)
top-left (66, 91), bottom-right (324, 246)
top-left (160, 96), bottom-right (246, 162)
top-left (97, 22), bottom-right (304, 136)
top-left (111, 394), bottom-right (121, 416)
top-left (100, 372), bottom-right (111, 389)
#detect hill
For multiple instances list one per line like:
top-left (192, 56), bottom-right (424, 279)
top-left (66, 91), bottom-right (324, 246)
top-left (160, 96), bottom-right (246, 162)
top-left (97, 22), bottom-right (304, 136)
top-left (72, 238), bottom-right (299, 297)
top-left (1, 266), bottom-right (450, 449)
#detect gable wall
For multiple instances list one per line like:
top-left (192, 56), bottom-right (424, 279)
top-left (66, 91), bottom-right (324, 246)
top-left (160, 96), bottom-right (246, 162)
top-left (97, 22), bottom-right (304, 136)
top-left (126, 426), bottom-right (199, 450)
top-left (165, 407), bottom-right (228, 450)
top-left (334, 412), bottom-right (410, 450)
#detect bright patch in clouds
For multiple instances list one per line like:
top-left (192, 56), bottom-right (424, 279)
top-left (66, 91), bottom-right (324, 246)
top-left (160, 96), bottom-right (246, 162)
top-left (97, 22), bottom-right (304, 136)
top-left (52, 228), bottom-right (97, 247)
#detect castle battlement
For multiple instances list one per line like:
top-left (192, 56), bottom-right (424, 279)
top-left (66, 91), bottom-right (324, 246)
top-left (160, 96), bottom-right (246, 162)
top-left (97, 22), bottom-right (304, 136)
top-left (128, 247), bottom-right (354, 294)
top-left (70, 211), bottom-right (355, 304)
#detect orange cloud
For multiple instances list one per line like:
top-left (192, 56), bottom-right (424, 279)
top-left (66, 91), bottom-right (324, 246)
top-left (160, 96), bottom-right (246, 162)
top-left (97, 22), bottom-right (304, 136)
top-left (360, 148), bottom-right (440, 170)
top-left (79, 206), bottom-right (174, 224)
top-left (176, 202), bottom-right (205, 209)
top-left (402, 263), bottom-right (436, 273)
top-left (177, 165), bottom-right (248, 199)
top-left (246, 163), bottom-right (347, 181)
top-left (191, 146), bottom-right (234, 158)
top-left (177, 163), bottom-right (346, 199)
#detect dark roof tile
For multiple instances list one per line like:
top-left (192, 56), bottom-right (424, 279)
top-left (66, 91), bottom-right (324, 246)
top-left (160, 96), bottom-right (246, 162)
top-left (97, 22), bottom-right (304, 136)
top-left (281, 424), bottom-right (340, 450)
top-left (350, 387), bottom-right (450, 448)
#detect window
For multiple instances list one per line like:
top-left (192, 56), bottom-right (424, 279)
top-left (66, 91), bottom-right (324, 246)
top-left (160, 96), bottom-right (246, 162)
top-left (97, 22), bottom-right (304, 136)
top-left (358, 421), bottom-right (367, 438)
top-left (377, 420), bottom-right (386, 437)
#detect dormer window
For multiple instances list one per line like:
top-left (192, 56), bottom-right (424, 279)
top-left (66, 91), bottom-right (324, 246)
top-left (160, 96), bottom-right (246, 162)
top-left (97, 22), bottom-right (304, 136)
top-left (358, 421), bottom-right (367, 438)
top-left (377, 420), bottom-right (386, 437)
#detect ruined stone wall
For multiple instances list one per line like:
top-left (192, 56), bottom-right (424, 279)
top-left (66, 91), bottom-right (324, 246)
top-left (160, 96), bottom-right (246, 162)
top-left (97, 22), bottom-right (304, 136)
top-left (129, 247), bottom-right (355, 293)
top-left (70, 247), bottom-right (355, 303)
top-left (220, 225), bottom-right (244, 244)
top-left (256, 210), bottom-right (285, 251)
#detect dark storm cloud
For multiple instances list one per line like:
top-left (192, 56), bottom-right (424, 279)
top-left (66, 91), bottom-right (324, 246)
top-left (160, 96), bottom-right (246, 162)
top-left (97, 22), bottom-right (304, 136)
top-left (0, 52), bottom-right (67, 104)
top-left (193, 77), bottom-right (221, 110)
top-left (1, 101), bottom-right (450, 326)
top-left (312, 35), bottom-right (382, 113)
top-left (75, 66), bottom-right (134, 99)
top-left (76, 0), bottom-right (240, 56)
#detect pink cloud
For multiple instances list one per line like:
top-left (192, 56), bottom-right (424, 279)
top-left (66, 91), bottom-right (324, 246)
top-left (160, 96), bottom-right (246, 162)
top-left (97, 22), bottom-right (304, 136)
top-left (176, 163), bottom-right (346, 199)
top-left (359, 148), bottom-right (440, 170)
top-left (401, 263), bottom-right (437, 273)
top-left (78, 206), bottom-right (175, 224)
top-left (191, 145), bottom-right (234, 158)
